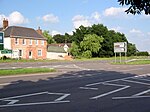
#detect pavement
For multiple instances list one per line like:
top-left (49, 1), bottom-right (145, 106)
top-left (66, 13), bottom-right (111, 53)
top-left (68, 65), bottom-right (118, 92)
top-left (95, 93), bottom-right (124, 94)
top-left (0, 61), bottom-right (150, 112)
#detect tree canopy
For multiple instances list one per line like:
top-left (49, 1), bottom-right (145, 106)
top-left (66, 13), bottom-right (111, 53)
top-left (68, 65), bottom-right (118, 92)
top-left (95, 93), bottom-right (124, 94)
top-left (118, 0), bottom-right (150, 15)
top-left (43, 31), bottom-right (55, 44)
top-left (69, 24), bottom-right (137, 58)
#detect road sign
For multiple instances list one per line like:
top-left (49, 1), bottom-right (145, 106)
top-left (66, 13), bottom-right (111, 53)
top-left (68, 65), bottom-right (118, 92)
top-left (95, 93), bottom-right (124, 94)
top-left (0, 32), bottom-right (4, 50)
top-left (114, 42), bottom-right (127, 53)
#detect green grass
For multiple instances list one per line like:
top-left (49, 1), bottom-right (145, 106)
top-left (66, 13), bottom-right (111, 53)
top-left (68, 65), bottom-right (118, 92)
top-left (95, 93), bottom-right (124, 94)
top-left (0, 68), bottom-right (56, 76)
top-left (126, 60), bottom-right (150, 65)
top-left (112, 59), bottom-right (150, 65)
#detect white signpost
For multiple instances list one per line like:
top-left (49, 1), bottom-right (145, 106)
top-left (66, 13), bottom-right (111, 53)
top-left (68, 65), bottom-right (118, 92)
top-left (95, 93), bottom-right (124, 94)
top-left (114, 42), bottom-right (127, 63)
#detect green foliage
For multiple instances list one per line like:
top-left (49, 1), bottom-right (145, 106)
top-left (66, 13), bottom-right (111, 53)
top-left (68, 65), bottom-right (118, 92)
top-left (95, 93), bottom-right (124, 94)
top-left (69, 42), bottom-right (81, 57)
top-left (136, 52), bottom-right (149, 56)
top-left (80, 34), bottom-right (103, 55)
top-left (118, 0), bottom-right (150, 15)
top-left (43, 30), bottom-right (55, 44)
top-left (82, 50), bottom-right (92, 58)
top-left (53, 33), bottom-right (73, 43)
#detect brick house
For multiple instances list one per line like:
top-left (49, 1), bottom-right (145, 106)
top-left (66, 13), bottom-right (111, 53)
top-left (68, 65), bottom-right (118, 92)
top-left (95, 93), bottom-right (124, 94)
top-left (0, 19), bottom-right (47, 59)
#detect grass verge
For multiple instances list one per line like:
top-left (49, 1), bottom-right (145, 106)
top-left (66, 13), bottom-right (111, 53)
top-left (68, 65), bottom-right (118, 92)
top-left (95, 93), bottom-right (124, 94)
top-left (0, 68), bottom-right (56, 76)
top-left (112, 60), bottom-right (150, 65)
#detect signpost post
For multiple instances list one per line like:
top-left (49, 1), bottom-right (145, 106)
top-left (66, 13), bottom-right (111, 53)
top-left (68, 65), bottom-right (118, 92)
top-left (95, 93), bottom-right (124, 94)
top-left (114, 42), bottom-right (127, 63)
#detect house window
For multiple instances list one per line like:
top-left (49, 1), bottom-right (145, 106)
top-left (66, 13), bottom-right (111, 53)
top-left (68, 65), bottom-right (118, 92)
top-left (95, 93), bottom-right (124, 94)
top-left (22, 39), bottom-right (26, 45)
top-left (15, 38), bottom-right (18, 44)
top-left (19, 50), bottom-right (23, 56)
top-left (38, 50), bottom-right (42, 56)
top-left (41, 40), bottom-right (44, 45)
top-left (29, 39), bottom-right (32, 45)
top-left (35, 40), bottom-right (38, 45)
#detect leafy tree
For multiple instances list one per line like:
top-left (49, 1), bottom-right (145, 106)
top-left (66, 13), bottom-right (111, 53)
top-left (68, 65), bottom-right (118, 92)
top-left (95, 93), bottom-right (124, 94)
top-left (53, 34), bottom-right (65, 43)
top-left (80, 34), bottom-right (103, 56)
top-left (69, 42), bottom-right (81, 57)
top-left (82, 50), bottom-right (92, 58)
top-left (118, 0), bottom-right (150, 15)
top-left (43, 30), bottom-right (55, 44)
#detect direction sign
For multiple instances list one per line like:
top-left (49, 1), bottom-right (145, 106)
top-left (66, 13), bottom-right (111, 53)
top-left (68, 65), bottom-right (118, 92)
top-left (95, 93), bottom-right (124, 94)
top-left (114, 42), bottom-right (127, 53)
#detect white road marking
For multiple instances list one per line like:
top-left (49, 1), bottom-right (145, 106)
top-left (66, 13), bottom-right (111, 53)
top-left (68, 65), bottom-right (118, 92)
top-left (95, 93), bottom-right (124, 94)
top-left (0, 91), bottom-right (70, 108)
top-left (90, 86), bottom-right (130, 100)
top-left (112, 95), bottom-right (150, 100)
top-left (5, 100), bottom-right (19, 105)
top-left (122, 79), bottom-right (150, 86)
top-left (55, 94), bottom-right (70, 101)
top-left (102, 82), bottom-right (128, 87)
top-left (0, 91), bottom-right (49, 100)
top-left (133, 89), bottom-right (150, 96)
top-left (0, 101), bottom-right (70, 108)
top-left (79, 87), bottom-right (98, 90)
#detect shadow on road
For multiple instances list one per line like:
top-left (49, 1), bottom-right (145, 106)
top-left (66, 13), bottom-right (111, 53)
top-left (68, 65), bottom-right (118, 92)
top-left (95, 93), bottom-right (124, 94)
top-left (0, 70), bottom-right (150, 112)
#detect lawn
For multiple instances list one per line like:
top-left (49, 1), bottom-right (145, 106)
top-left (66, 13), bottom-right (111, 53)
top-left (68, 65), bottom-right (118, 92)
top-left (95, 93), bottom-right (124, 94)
top-left (0, 68), bottom-right (56, 76)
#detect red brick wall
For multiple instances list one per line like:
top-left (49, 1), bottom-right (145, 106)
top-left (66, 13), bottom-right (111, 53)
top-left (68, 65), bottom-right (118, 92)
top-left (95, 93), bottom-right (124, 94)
top-left (11, 37), bottom-right (47, 59)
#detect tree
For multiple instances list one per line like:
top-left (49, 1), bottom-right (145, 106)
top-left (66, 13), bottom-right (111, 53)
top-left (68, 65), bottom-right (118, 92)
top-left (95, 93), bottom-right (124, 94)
top-left (118, 0), bottom-right (150, 15)
top-left (80, 34), bottom-right (104, 58)
top-left (69, 42), bottom-right (81, 58)
top-left (53, 34), bottom-right (65, 43)
top-left (43, 30), bottom-right (55, 44)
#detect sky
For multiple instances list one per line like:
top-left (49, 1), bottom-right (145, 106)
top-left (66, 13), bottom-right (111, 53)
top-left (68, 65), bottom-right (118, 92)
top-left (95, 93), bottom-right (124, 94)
top-left (0, 0), bottom-right (150, 52)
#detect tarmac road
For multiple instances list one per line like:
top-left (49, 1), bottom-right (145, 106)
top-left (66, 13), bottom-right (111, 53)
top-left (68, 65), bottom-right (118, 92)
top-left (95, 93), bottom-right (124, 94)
top-left (0, 61), bottom-right (150, 112)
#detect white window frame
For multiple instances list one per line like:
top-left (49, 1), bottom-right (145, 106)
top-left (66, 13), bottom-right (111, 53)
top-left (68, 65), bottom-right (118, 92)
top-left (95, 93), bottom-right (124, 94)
top-left (38, 49), bottom-right (42, 56)
top-left (41, 40), bottom-right (44, 45)
top-left (29, 39), bottom-right (32, 45)
top-left (35, 40), bottom-right (38, 45)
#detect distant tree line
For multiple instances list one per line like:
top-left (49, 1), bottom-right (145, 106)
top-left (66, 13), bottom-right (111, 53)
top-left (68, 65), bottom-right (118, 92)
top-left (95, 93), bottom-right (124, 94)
top-left (43, 24), bottom-right (138, 58)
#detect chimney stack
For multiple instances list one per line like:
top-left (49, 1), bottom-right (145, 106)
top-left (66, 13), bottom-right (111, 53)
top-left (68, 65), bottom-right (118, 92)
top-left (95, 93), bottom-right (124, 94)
top-left (3, 18), bottom-right (8, 29)
top-left (36, 27), bottom-right (43, 35)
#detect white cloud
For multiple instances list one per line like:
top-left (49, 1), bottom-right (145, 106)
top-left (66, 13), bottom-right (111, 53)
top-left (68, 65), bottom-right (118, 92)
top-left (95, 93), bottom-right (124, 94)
top-left (72, 12), bottom-right (101, 29)
top-left (109, 26), bottom-right (122, 32)
top-left (103, 7), bottom-right (127, 17)
top-left (9, 11), bottom-right (29, 25)
top-left (72, 15), bottom-right (91, 28)
top-left (0, 11), bottom-right (28, 26)
top-left (130, 29), bottom-right (142, 34)
top-left (51, 30), bottom-right (61, 36)
top-left (148, 32), bottom-right (150, 36)
top-left (42, 14), bottom-right (59, 23)
top-left (91, 12), bottom-right (101, 21)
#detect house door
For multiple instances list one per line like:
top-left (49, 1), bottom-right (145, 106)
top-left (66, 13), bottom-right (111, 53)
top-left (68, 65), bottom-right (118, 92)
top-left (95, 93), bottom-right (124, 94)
top-left (29, 51), bottom-right (32, 59)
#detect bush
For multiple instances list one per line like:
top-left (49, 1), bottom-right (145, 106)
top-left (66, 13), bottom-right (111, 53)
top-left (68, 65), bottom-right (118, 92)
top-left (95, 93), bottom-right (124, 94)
top-left (82, 50), bottom-right (92, 58)
top-left (136, 52), bottom-right (149, 56)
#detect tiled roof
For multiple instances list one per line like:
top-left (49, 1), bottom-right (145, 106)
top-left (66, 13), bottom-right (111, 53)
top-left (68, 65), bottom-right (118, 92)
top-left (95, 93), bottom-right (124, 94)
top-left (47, 46), bottom-right (66, 53)
top-left (2, 26), bottom-right (46, 40)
